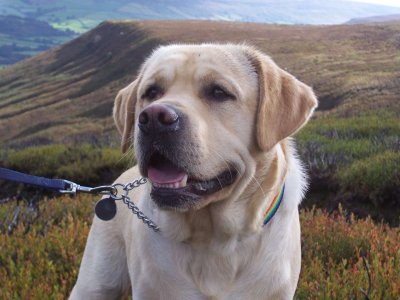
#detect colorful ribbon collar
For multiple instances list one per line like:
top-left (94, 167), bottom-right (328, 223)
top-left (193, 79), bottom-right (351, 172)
top-left (262, 184), bottom-right (285, 226)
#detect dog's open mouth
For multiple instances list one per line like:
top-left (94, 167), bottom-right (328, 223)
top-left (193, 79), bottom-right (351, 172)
top-left (146, 152), bottom-right (237, 208)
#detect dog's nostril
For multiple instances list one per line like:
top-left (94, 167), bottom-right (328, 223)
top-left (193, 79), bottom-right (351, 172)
top-left (158, 108), bottom-right (178, 125)
top-left (138, 104), bottom-right (180, 133)
top-left (139, 111), bottom-right (149, 125)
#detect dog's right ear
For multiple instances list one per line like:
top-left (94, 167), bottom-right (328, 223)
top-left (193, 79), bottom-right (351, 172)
top-left (245, 48), bottom-right (318, 151)
top-left (113, 79), bottom-right (139, 153)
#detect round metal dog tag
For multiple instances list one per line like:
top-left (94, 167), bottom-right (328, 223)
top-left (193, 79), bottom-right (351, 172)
top-left (95, 197), bottom-right (117, 221)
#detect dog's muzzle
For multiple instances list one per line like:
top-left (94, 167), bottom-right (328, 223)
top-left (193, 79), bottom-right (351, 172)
top-left (136, 103), bottom-right (237, 210)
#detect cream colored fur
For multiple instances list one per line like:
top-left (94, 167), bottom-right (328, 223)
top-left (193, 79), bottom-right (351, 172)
top-left (70, 44), bottom-right (317, 300)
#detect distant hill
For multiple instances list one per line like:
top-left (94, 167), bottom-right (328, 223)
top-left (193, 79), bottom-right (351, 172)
top-left (0, 15), bottom-right (73, 38)
top-left (3, 0), bottom-right (400, 29)
top-left (0, 15), bottom-right (76, 66)
top-left (347, 14), bottom-right (400, 24)
top-left (0, 20), bottom-right (399, 148)
top-left (2, 0), bottom-right (400, 66)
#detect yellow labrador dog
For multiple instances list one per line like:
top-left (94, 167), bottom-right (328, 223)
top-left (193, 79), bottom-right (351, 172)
top-left (70, 44), bottom-right (317, 299)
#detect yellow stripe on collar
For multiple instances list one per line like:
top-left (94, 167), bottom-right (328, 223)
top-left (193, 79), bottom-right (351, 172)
top-left (262, 184), bottom-right (285, 226)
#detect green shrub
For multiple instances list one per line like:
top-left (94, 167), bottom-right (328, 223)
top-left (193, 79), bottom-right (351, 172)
top-left (299, 111), bottom-right (400, 141)
top-left (296, 112), bottom-right (400, 222)
top-left (337, 151), bottom-right (400, 206)
top-left (3, 144), bottom-right (135, 187)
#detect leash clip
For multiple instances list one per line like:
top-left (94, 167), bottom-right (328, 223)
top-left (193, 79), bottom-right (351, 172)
top-left (59, 180), bottom-right (79, 194)
top-left (59, 180), bottom-right (116, 196)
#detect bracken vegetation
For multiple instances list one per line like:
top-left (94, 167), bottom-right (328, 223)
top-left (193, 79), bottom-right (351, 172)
top-left (0, 196), bottom-right (94, 300)
top-left (297, 207), bottom-right (400, 299)
top-left (0, 197), bottom-right (398, 299)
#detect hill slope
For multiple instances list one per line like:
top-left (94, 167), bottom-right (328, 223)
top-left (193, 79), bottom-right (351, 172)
top-left (347, 14), bottom-right (400, 24)
top-left (0, 20), bottom-right (399, 148)
top-left (2, 0), bottom-right (400, 66)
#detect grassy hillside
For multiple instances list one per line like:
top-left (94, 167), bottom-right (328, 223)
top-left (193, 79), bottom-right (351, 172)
top-left (1, 20), bottom-right (399, 147)
top-left (0, 21), bottom-right (161, 148)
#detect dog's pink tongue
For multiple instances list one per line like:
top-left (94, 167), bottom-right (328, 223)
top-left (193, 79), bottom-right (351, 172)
top-left (148, 160), bottom-right (186, 184)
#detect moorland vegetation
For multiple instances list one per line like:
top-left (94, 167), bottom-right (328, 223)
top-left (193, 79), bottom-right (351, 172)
top-left (0, 20), bottom-right (399, 298)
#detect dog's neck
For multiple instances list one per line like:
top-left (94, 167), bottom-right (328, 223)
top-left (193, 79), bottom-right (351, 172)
top-left (244, 140), bottom-right (289, 232)
top-left (154, 141), bottom-right (288, 251)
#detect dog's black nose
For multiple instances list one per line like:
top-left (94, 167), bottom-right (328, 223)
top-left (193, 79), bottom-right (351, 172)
top-left (138, 104), bottom-right (180, 133)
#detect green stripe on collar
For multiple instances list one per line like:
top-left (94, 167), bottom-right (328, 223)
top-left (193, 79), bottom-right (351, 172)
top-left (262, 184), bottom-right (285, 226)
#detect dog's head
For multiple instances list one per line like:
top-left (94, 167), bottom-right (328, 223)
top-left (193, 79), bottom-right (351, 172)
top-left (114, 44), bottom-right (317, 212)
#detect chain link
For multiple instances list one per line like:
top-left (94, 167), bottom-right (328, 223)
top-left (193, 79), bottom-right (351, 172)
top-left (110, 178), bottom-right (160, 232)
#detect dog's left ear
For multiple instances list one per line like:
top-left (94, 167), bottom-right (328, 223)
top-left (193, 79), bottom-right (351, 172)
top-left (113, 79), bottom-right (139, 153)
top-left (246, 50), bottom-right (318, 151)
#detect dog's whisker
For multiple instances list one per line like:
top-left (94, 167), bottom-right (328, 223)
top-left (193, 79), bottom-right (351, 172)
top-left (206, 147), bottom-right (238, 191)
top-left (249, 174), bottom-right (266, 199)
top-left (207, 147), bottom-right (233, 176)
top-left (207, 146), bottom-right (265, 198)
top-left (117, 143), bottom-right (135, 165)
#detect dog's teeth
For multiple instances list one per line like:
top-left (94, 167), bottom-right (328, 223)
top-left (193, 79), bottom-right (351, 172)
top-left (179, 174), bottom-right (188, 188)
top-left (152, 174), bottom-right (188, 189)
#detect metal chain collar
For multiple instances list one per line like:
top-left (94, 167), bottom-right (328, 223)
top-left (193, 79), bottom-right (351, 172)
top-left (108, 178), bottom-right (160, 232)
top-left (111, 177), bottom-right (160, 232)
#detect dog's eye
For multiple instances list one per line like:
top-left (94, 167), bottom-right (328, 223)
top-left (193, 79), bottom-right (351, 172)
top-left (207, 85), bottom-right (234, 102)
top-left (143, 85), bottom-right (162, 100)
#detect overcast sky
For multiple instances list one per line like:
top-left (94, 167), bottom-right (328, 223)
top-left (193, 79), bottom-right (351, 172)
top-left (350, 0), bottom-right (400, 7)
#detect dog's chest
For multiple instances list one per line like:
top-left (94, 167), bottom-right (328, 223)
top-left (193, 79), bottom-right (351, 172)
top-left (128, 232), bottom-right (285, 299)
top-left (186, 248), bottom-right (240, 297)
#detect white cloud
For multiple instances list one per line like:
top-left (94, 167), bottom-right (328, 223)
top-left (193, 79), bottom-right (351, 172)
top-left (349, 0), bottom-right (400, 8)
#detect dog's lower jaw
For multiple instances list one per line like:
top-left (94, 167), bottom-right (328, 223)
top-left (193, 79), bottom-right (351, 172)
top-left (150, 187), bottom-right (201, 212)
top-left (153, 162), bottom-right (260, 248)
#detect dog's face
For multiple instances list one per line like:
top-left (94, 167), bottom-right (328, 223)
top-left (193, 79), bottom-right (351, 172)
top-left (114, 44), bottom-right (317, 212)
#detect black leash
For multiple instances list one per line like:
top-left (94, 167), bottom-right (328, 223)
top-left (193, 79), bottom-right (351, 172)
top-left (0, 167), bottom-right (159, 231)
top-left (0, 167), bottom-right (70, 192)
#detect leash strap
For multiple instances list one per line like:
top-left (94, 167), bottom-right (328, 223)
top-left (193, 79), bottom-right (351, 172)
top-left (0, 167), bottom-right (67, 192)
top-left (0, 167), bottom-right (159, 231)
